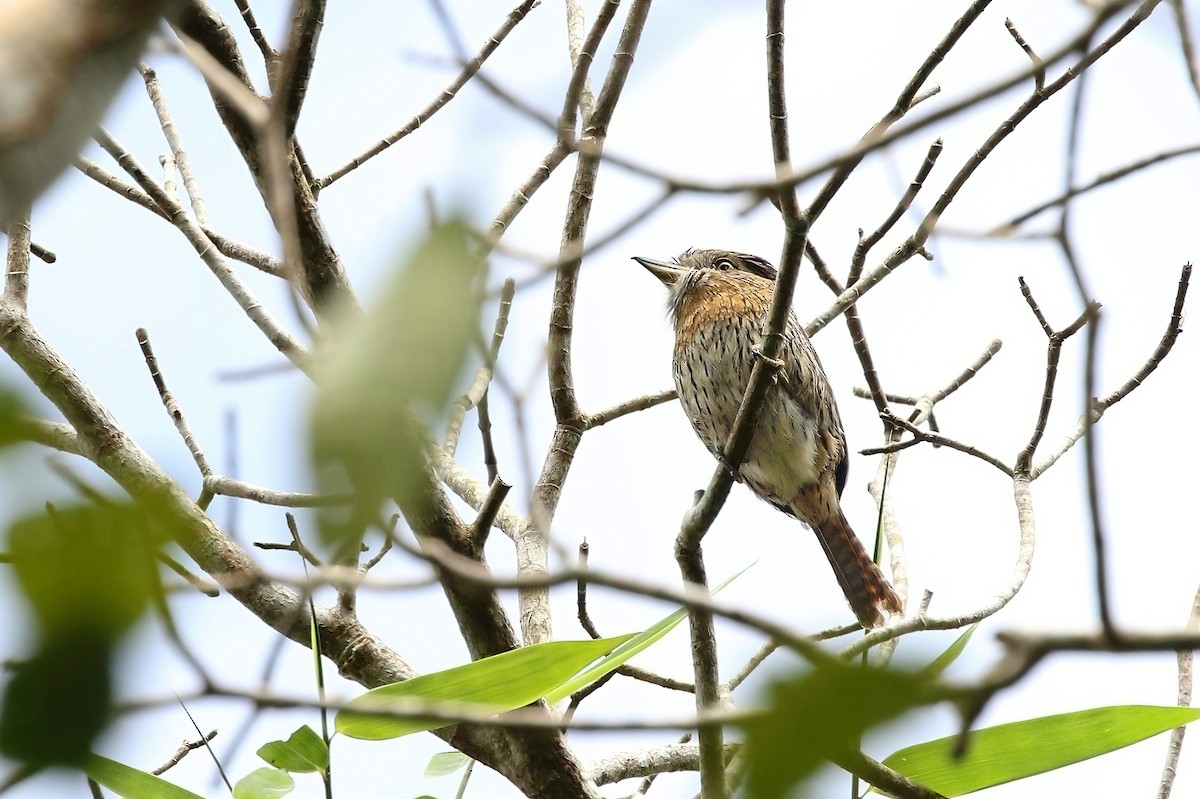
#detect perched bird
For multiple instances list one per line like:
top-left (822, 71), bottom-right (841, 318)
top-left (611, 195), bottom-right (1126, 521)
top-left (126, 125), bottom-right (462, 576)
top-left (635, 249), bottom-right (902, 627)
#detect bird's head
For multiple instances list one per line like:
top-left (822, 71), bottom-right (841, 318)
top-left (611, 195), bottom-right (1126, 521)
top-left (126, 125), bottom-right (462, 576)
top-left (633, 249), bottom-right (778, 321)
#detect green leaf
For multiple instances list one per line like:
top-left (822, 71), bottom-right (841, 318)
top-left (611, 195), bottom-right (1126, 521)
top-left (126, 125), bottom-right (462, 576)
top-left (7, 500), bottom-right (163, 638)
top-left (337, 635), bottom-right (634, 740)
top-left (256, 725), bottom-right (329, 774)
top-left (883, 704), bottom-right (1200, 796)
top-left (919, 624), bottom-right (978, 678)
top-left (545, 562), bottom-right (754, 703)
top-left (83, 754), bottom-right (206, 799)
top-left (1, 500), bottom-right (165, 767)
top-left (743, 663), bottom-right (935, 799)
top-left (423, 751), bottom-right (471, 777)
top-left (310, 218), bottom-right (485, 557)
top-left (0, 390), bottom-right (29, 449)
top-left (0, 636), bottom-right (110, 767)
top-left (232, 767), bottom-right (295, 799)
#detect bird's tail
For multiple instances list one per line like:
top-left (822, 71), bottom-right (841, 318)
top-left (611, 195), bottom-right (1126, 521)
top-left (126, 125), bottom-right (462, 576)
top-left (808, 508), bottom-right (902, 628)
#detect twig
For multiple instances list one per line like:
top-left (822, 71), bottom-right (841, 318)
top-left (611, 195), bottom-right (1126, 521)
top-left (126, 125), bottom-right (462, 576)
top-left (1004, 18), bottom-right (1046, 92)
top-left (445, 279), bottom-right (514, 456)
top-left (94, 131), bottom-right (310, 372)
top-left (560, 0), bottom-right (604, 124)
top-left (583, 389), bottom-right (678, 430)
top-left (1032, 263), bottom-right (1190, 477)
top-left (29, 241), bottom-right (55, 263)
top-left (808, 1), bottom-right (1162, 339)
top-left (158, 553), bottom-right (221, 597)
top-left (1013, 281), bottom-right (1099, 475)
top-left (724, 640), bottom-right (780, 694)
top-left (139, 63), bottom-right (211, 225)
top-left (152, 730), bottom-right (219, 775)
top-left (995, 143), bottom-right (1200, 232)
top-left (804, 0), bottom-right (992, 225)
top-left (137, 328), bottom-right (213, 477)
top-left (469, 477), bottom-right (511, 552)
top-left (318, 1), bottom-right (539, 189)
top-left (1169, 0), bottom-right (1200, 105)
top-left (868, 412), bottom-right (1013, 476)
top-left (234, 0), bottom-right (277, 64)
top-left (852, 139), bottom-right (943, 280)
top-left (202, 475), bottom-right (353, 511)
top-left (1157, 583), bottom-right (1200, 799)
top-left (577, 540), bottom-right (600, 639)
top-left (842, 473), bottom-right (1036, 659)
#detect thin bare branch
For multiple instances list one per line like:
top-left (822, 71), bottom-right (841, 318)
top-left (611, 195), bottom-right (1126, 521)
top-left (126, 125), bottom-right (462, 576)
top-left (136, 328), bottom-right (213, 477)
top-left (94, 130), bottom-right (310, 372)
top-left (583, 389), bottom-right (678, 430)
top-left (1004, 18), bottom-right (1046, 92)
top-left (318, 1), bottom-right (539, 189)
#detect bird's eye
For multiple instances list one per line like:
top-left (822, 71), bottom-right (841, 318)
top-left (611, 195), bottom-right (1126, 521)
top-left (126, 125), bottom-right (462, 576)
top-left (714, 258), bottom-right (734, 271)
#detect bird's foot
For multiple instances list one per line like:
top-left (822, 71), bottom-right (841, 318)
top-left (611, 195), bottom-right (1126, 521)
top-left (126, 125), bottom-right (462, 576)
top-left (751, 345), bottom-right (786, 371)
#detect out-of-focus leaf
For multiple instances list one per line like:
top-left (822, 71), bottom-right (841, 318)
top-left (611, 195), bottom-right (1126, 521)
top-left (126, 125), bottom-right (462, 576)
top-left (337, 635), bottom-right (634, 740)
top-left (256, 725), bottom-right (329, 774)
top-left (423, 751), bottom-right (471, 777)
top-left (0, 635), bottom-right (110, 767)
top-left (882, 704), bottom-right (1200, 796)
top-left (7, 500), bottom-right (163, 637)
top-left (83, 754), bottom-right (205, 799)
top-left (545, 562), bottom-right (754, 703)
top-left (0, 390), bottom-right (28, 449)
top-left (743, 663), bottom-right (935, 799)
top-left (1, 500), bottom-right (164, 766)
top-left (919, 624), bottom-right (978, 678)
top-left (311, 218), bottom-right (484, 555)
top-left (232, 767), bottom-right (295, 799)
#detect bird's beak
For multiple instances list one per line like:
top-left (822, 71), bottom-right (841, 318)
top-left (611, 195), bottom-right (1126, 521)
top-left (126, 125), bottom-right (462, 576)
top-left (633, 256), bottom-right (686, 286)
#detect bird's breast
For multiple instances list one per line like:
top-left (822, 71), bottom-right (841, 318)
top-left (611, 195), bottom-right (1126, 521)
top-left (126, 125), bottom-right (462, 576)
top-left (672, 313), bottom-right (822, 496)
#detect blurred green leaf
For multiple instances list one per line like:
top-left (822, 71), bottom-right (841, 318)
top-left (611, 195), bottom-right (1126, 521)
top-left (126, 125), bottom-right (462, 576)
top-left (0, 390), bottom-right (28, 449)
top-left (83, 754), bottom-right (205, 799)
top-left (919, 624), bottom-right (977, 678)
top-left (546, 562), bottom-right (754, 703)
top-left (743, 663), bottom-right (935, 799)
top-left (882, 704), bottom-right (1200, 796)
top-left (423, 751), bottom-right (471, 777)
top-left (256, 725), bottom-right (328, 774)
top-left (232, 767), bottom-right (295, 799)
top-left (1, 500), bottom-right (164, 767)
top-left (337, 635), bottom-right (634, 740)
top-left (0, 635), bottom-right (110, 767)
top-left (311, 217), bottom-right (485, 555)
top-left (7, 500), bottom-right (162, 637)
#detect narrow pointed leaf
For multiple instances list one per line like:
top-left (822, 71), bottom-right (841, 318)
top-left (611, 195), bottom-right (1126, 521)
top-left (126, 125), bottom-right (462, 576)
top-left (83, 754), bottom-right (205, 799)
top-left (337, 635), bottom-right (634, 739)
top-left (545, 562), bottom-right (754, 703)
top-left (883, 704), bottom-right (1200, 796)
top-left (919, 624), bottom-right (977, 678)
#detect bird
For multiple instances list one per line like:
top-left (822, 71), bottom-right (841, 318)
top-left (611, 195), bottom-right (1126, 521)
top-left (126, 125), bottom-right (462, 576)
top-left (634, 248), bottom-right (902, 628)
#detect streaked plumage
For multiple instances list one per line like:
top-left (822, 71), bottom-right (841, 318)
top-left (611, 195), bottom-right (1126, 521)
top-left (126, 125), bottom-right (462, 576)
top-left (636, 249), bottom-right (902, 627)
